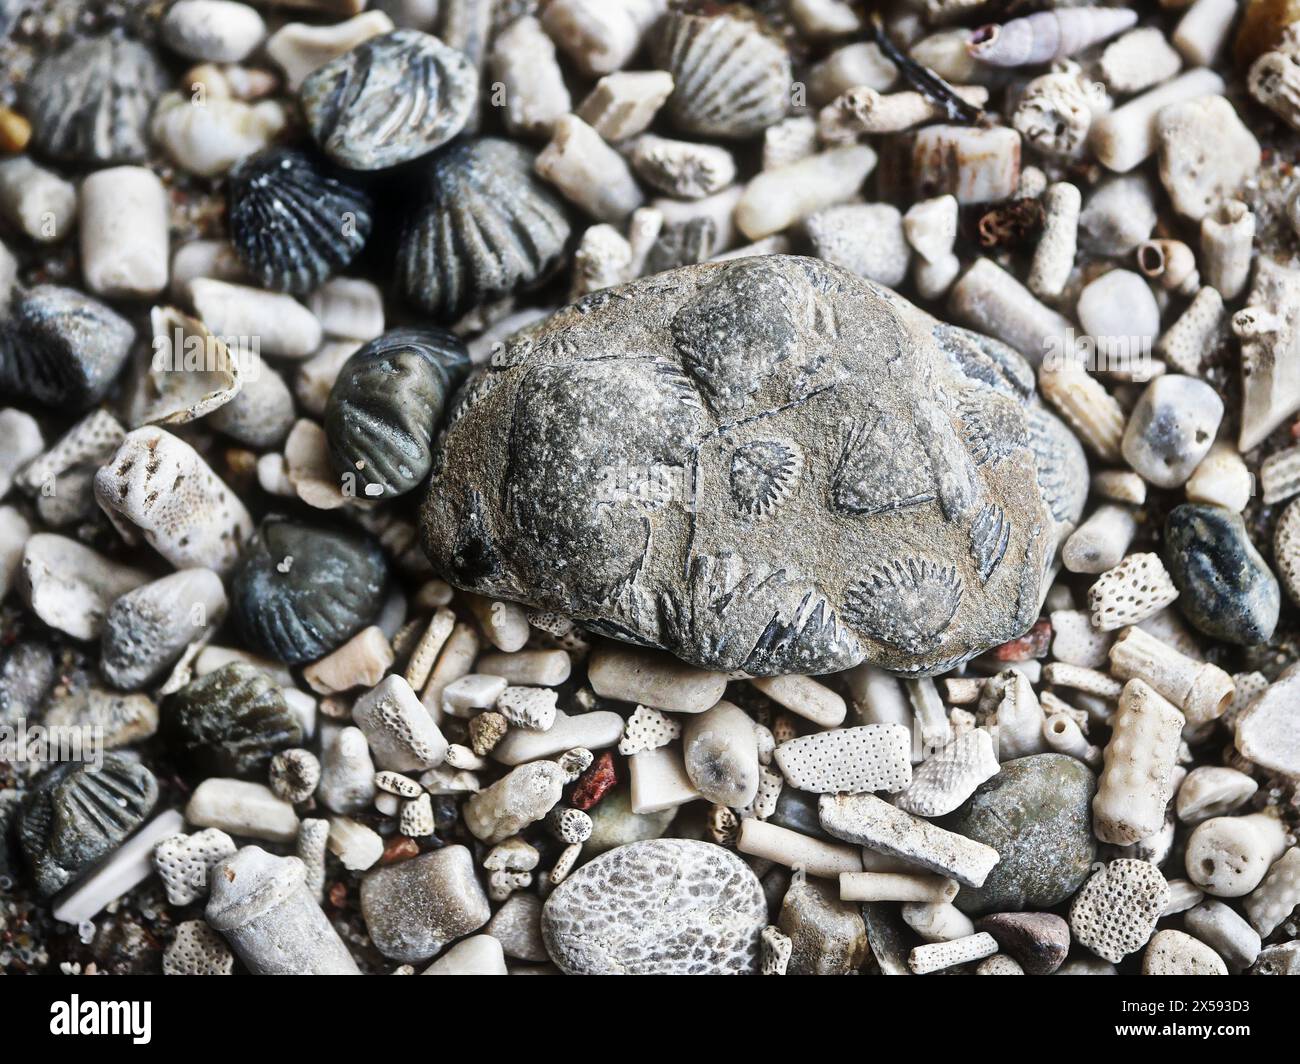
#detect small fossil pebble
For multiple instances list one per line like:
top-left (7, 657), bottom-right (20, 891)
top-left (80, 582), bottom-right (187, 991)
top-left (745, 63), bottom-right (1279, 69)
top-left (542, 839), bottom-right (767, 974)
top-left (360, 845), bottom-right (491, 963)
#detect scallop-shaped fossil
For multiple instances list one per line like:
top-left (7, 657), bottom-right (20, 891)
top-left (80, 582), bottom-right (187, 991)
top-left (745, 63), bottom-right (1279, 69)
top-left (396, 137), bottom-right (571, 320)
top-left (842, 558), bottom-right (964, 656)
top-left (1025, 401), bottom-right (1088, 527)
top-left (17, 754), bottom-right (159, 897)
top-left (230, 515), bottom-right (389, 664)
top-left (299, 29), bottom-right (478, 170)
top-left (652, 10), bottom-right (792, 140)
top-left (729, 439), bottom-right (802, 517)
top-left (324, 327), bottom-right (471, 499)
top-left (163, 662), bottom-right (303, 779)
top-left (0, 285), bottom-right (135, 410)
top-left (227, 148), bottom-right (374, 294)
top-left (21, 35), bottom-right (166, 164)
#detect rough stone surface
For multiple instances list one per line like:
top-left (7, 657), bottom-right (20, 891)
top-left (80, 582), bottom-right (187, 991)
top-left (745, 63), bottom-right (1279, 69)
top-left (778, 872), bottom-right (868, 975)
top-left (938, 753), bottom-right (1096, 916)
top-left (1165, 504), bottom-right (1280, 645)
top-left (582, 788), bottom-right (677, 855)
top-left (541, 839), bottom-right (767, 974)
top-left (421, 256), bottom-right (1076, 678)
top-left (975, 911), bottom-right (1070, 974)
top-left (360, 846), bottom-right (491, 963)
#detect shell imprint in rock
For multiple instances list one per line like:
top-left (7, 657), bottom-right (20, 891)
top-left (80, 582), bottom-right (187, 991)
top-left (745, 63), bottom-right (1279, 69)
top-left (324, 327), bottom-right (471, 499)
top-left (227, 148), bottom-right (374, 294)
top-left (230, 515), bottom-right (389, 665)
top-left (299, 29), bottom-right (478, 170)
top-left (396, 137), bottom-right (572, 321)
top-left (421, 256), bottom-right (1081, 677)
top-left (22, 34), bottom-right (166, 163)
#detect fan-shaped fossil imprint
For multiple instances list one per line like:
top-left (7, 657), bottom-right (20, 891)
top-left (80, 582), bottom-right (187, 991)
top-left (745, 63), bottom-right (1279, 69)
top-left (422, 256), bottom-right (1082, 676)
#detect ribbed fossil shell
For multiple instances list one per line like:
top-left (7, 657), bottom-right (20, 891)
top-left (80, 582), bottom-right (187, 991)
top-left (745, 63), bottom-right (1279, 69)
top-left (22, 35), bottom-right (166, 164)
top-left (396, 137), bottom-right (571, 320)
top-left (227, 148), bottom-right (374, 294)
top-left (324, 327), bottom-right (471, 499)
top-left (299, 29), bottom-right (478, 170)
top-left (164, 662), bottom-right (303, 779)
top-left (18, 754), bottom-right (158, 897)
top-left (652, 10), bottom-right (792, 140)
top-left (0, 285), bottom-right (135, 410)
top-left (230, 515), bottom-right (389, 664)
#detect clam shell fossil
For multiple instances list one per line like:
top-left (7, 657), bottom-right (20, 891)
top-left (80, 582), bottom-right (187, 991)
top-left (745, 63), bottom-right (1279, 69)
top-left (126, 306), bottom-right (242, 428)
top-left (17, 754), bottom-right (159, 897)
top-left (652, 10), bottom-right (792, 140)
top-left (227, 148), bottom-right (374, 294)
top-left (230, 515), bottom-right (389, 664)
top-left (396, 137), bottom-right (571, 320)
top-left (325, 327), bottom-right (472, 499)
top-left (21, 34), bottom-right (166, 164)
top-left (299, 29), bottom-right (478, 170)
top-left (0, 285), bottom-right (135, 410)
top-left (164, 661), bottom-right (303, 780)
top-left (967, 7), bottom-right (1137, 68)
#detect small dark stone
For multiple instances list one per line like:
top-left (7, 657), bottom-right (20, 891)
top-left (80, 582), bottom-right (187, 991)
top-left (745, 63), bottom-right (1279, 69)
top-left (938, 753), bottom-right (1096, 916)
top-left (0, 641), bottom-right (57, 726)
top-left (163, 662), bottom-right (303, 779)
top-left (227, 148), bottom-right (373, 294)
top-left (22, 35), bottom-right (165, 163)
top-left (1164, 503), bottom-right (1280, 645)
top-left (300, 29), bottom-right (478, 170)
top-left (396, 137), bottom-right (571, 320)
top-left (769, 786), bottom-right (832, 840)
top-left (325, 327), bottom-right (471, 499)
top-left (0, 286), bottom-right (135, 410)
top-left (18, 754), bottom-right (158, 897)
top-left (975, 911), bottom-right (1071, 975)
top-left (230, 515), bottom-right (389, 664)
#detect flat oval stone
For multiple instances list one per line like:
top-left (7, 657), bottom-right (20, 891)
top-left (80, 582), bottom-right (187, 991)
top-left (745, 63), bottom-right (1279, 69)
top-left (422, 256), bottom-right (1075, 677)
top-left (541, 838), bottom-right (767, 974)
top-left (1164, 503), bottom-right (1280, 645)
top-left (938, 753), bottom-right (1097, 916)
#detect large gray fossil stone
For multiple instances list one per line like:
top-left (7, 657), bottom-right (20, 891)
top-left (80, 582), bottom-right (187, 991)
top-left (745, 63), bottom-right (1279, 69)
top-left (421, 256), bottom-right (1083, 676)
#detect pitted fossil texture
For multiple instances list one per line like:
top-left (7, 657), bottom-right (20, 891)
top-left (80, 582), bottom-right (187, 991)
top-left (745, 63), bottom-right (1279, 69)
top-left (422, 256), bottom-right (1078, 676)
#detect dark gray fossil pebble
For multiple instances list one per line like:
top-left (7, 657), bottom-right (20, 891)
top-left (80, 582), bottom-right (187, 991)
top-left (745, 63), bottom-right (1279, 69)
top-left (652, 10), bottom-right (792, 140)
top-left (230, 515), bottom-right (389, 665)
top-left (299, 29), bottom-right (478, 170)
top-left (324, 326), bottom-right (471, 498)
top-left (21, 34), bottom-right (166, 164)
top-left (396, 137), bottom-right (571, 320)
top-left (1164, 503), bottom-right (1280, 645)
top-left (938, 754), bottom-right (1096, 916)
top-left (421, 256), bottom-right (1077, 677)
top-left (541, 839), bottom-right (767, 974)
top-left (0, 641), bottom-right (57, 727)
top-left (163, 662), bottom-right (303, 779)
top-left (227, 148), bottom-right (374, 294)
top-left (0, 286), bottom-right (135, 410)
top-left (17, 753), bottom-right (158, 898)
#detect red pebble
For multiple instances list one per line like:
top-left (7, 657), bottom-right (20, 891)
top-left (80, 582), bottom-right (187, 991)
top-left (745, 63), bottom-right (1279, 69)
top-left (570, 750), bottom-right (617, 810)
top-left (382, 836), bottom-right (420, 864)
top-left (992, 618), bottom-right (1052, 662)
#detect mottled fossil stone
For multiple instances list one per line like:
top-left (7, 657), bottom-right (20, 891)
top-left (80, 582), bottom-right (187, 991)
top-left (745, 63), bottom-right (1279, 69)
top-left (541, 838), bottom-right (767, 974)
top-left (422, 256), bottom-right (1078, 676)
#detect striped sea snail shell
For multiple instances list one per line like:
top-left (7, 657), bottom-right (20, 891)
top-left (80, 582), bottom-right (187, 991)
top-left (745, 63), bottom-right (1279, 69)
top-left (227, 147), bottom-right (374, 294)
top-left (396, 137), bottom-right (571, 320)
top-left (21, 34), bottom-right (166, 164)
top-left (325, 327), bottom-right (471, 499)
top-left (652, 9), bottom-right (793, 140)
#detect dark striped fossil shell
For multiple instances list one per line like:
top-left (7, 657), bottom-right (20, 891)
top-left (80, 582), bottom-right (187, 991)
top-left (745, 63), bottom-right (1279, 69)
top-left (396, 137), bottom-right (571, 320)
top-left (163, 662), bottom-right (303, 779)
top-left (0, 286), bottom-right (135, 410)
top-left (18, 754), bottom-right (158, 897)
top-left (652, 10), bottom-right (792, 140)
top-left (230, 516), bottom-right (389, 665)
top-left (21, 35), bottom-right (166, 164)
top-left (299, 29), bottom-right (478, 170)
top-left (227, 148), bottom-right (374, 294)
top-left (325, 327), bottom-right (471, 499)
